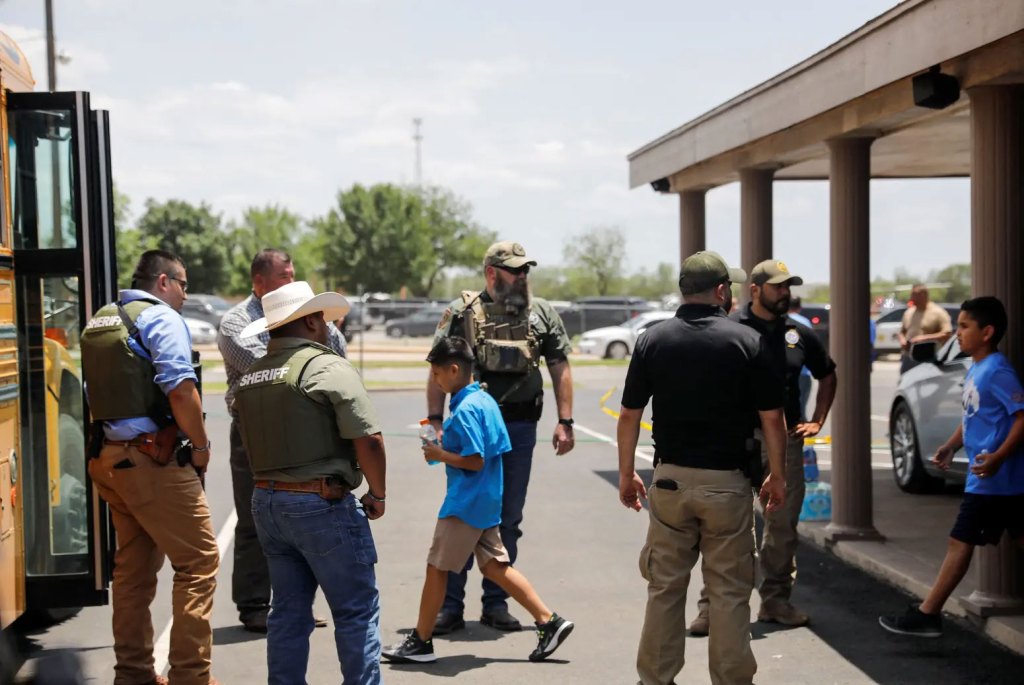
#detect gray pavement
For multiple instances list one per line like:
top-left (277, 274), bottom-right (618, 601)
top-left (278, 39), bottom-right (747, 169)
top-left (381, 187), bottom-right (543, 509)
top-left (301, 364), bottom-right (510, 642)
top-left (14, 358), bottom-right (1024, 683)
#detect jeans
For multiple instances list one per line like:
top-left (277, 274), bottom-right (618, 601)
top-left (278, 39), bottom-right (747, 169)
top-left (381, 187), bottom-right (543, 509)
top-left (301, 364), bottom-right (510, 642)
top-left (251, 488), bottom-right (381, 685)
top-left (443, 420), bottom-right (537, 615)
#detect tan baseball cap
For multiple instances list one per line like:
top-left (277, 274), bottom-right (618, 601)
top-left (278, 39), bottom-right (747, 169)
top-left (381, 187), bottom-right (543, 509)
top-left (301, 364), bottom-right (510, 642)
top-left (483, 241), bottom-right (537, 269)
top-left (678, 251), bottom-right (746, 295)
top-left (750, 259), bottom-right (804, 286)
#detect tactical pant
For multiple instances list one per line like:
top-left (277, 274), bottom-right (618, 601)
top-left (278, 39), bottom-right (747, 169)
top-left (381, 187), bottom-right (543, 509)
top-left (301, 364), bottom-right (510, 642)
top-left (637, 464), bottom-right (757, 685)
top-left (229, 417), bottom-right (271, 617)
top-left (88, 445), bottom-right (219, 685)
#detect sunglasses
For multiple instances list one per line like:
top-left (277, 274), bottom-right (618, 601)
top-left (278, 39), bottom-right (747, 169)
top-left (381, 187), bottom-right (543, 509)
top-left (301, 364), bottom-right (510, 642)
top-left (496, 264), bottom-right (531, 276)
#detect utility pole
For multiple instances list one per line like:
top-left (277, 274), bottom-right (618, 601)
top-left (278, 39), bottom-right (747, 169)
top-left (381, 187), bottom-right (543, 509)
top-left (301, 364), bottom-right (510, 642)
top-left (45, 0), bottom-right (56, 91)
top-left (412, 118), bottom-right (423, 186)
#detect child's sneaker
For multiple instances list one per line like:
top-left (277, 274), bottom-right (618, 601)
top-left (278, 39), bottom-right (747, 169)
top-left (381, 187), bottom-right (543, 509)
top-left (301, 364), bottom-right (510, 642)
top-left (878, 604), bottom-right (943, 637)
top-left (382, 632), bottom-right (437, 663)
top-left (529, 613), bottom-right (574, 662)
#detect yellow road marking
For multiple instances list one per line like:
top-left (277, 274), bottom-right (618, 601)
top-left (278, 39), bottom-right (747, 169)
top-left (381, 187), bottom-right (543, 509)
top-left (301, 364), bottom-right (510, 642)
top-left (600, 386), bottom-right (653, 431)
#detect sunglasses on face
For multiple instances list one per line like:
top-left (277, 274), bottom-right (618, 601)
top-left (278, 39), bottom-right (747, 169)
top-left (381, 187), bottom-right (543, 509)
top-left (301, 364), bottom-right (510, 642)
top-left (496, 264), bottom-right (530, 276)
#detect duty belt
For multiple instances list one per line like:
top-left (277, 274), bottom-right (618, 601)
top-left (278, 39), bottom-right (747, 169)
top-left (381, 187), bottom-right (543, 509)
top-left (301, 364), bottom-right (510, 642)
top-left (254, 478), bottom-right (350, 501)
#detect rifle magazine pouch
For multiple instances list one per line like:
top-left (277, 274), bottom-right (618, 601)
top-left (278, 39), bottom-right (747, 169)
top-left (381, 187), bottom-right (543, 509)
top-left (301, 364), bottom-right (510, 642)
top-left (478, 339), bottom-right (533, 374)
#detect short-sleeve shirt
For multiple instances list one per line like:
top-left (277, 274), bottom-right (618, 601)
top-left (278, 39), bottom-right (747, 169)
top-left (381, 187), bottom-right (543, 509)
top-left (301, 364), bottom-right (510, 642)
top-left (102, 289), bottom-right (198, 440)
top-left (438, 382), bottom-right (512, 528)
top-left (621, 304), bottom-right (784, 469)
top-left (901, 302), bottom-right (952, 343)
top-left (254, 338), bottom-right (379, 486)
top-left (434, 292), bottom-right (572, 404)
top-left (732, 304), bottom-right (836, 427)
top-left (961, 352), bottom-right (1024, 496)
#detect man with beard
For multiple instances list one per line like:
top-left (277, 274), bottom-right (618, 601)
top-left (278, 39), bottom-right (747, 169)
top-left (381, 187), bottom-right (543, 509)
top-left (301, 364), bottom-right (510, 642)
top-left (427, 241), bottom-right (575, 634)
top-left (689, 259), bottom-right (837, 635)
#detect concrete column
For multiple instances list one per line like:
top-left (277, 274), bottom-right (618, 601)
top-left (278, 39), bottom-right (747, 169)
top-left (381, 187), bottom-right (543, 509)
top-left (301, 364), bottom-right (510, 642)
top-left (963, 85), bottom-right (1024, 617)
top-left (739, 169), bottom-right (774, 292)
top-left (825, 137), bottom-right (883, 542)
top-left (679, 190), bottom-right (706, 262)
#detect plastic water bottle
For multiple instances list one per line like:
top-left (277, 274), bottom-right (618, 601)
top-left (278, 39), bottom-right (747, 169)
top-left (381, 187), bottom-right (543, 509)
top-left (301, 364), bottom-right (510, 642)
top-left (800, 482), bottom-right (832, 522)
top-left (802, 444), bottom-right (819, 482)
top-left (419, 419), bottom-right (440, 466)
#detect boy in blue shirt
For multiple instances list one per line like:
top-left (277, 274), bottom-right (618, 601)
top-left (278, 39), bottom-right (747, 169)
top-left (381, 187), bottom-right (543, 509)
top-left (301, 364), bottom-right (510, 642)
top-left (880, 296), bottom-right (1024, 637)
top-left (382, 336), bottom-right (574, 663)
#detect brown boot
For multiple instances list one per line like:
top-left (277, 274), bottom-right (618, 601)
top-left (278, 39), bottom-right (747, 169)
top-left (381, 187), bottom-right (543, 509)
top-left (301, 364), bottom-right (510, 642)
top-left (757, 599), bottom-right (810, 627)
top-left (687, 610), bottom-right (709, 637)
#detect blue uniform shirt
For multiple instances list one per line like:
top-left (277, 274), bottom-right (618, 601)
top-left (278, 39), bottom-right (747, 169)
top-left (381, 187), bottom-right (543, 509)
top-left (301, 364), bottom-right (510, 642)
top-left (102, 289), bottom-right (198, 440)
top-left (438, 382), bottom-right (512, 529)
top-left (962, 352), bottom-right (1024, 495)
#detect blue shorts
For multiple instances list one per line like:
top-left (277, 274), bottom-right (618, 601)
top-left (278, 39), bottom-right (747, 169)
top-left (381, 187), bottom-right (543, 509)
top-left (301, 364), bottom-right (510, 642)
top-left (950, 493), bottom-right (1024, 546)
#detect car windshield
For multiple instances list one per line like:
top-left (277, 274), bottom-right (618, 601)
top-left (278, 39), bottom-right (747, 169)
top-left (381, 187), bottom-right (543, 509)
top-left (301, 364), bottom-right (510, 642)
top-left (625, 313), bottom-right (667, 330)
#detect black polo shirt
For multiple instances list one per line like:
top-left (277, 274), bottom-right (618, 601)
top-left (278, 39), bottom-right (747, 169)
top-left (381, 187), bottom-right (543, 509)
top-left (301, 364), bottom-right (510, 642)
top-left (731, 304), bottom-right (836, 427)
top-left (621, 304), bottom-right (784, 470)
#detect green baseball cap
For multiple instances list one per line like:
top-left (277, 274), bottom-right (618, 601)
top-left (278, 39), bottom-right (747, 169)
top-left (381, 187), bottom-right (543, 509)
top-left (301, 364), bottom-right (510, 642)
top-left (678, 251), bottom-right (746, 295)
top-left (483, 241), bottom-right (537, 269)
top-left (750, 259), bottom-right (804, 286)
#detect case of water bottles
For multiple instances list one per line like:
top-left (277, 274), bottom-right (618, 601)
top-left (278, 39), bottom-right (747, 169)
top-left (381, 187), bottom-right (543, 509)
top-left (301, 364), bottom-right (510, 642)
top-left (799, 443), bottom-right (832, 522)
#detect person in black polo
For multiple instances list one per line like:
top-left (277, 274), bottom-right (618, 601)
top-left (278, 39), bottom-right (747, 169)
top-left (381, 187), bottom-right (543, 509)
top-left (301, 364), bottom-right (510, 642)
top-left (617, 251), bottom-right (787, 685)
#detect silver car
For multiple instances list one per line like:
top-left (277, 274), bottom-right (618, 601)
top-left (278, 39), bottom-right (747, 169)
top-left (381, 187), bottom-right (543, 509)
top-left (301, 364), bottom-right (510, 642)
top-left (888, 336), bottom-right (969, 492)
top-left (577, 310), bottom-right (674, 359)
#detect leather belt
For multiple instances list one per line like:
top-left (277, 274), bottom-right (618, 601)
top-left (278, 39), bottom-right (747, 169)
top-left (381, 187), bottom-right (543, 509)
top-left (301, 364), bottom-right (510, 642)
top-left (104, 434), bottom-right (156, 448)
top-left (254, 478), bottom-right (350, 501)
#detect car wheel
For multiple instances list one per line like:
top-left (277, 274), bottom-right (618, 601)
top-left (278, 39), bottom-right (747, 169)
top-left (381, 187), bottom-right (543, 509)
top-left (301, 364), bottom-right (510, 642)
top-left (606, 341), bottom-right (629, 360)
top-left (386, 326), bottom-right (403, 338)
top-left (889, 402), bottom-right (944, 493)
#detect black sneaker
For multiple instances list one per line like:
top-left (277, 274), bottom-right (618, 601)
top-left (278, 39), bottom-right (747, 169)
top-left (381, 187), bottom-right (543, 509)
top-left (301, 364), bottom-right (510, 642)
top-left (382, 632), bottom-right (437, 663)
top-left (529, 614), bottom-right (574, 662)
top-left (879, 604), bottom-right (943, 638)
top-left (432, 611), bottom-right (465, 636)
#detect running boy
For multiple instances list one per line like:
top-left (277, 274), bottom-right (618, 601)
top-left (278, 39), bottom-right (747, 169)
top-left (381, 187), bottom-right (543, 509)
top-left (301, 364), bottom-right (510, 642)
top-left (879, 296), bottom-right (1024, 637)
top-left (382, 336), bottom-right (574, 663)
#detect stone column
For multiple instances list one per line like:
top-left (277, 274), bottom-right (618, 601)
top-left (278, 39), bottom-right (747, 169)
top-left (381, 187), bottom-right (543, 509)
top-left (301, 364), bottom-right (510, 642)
top-left (963, 85), bottom-right (1024, 617)
top-left (679, 190), bottom-right (706, 262)
top-left (825, 137), bottom-right (883, 542)
top-left (740, 169), bottom-right (774, 298)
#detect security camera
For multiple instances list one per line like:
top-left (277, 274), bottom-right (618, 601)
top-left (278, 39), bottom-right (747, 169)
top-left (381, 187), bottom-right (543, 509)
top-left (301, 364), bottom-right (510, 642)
top-left (650, 177), bottom-right (670, 193)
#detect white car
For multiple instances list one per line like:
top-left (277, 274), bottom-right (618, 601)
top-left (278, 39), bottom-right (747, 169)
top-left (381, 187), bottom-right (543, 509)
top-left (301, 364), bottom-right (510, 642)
top-left (577, 310), bottom-right (674, 359)
top-left (874, 304), bottom-right (961, 354)
top-left (185, 317), bottom-right (217, 345)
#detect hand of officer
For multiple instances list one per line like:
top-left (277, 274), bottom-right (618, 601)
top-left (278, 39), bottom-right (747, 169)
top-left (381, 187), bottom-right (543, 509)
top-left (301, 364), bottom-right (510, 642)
top-left (360, 494), bottom-right (386, 520)
top-left (931, 444), bottom-right (955, 470)
top-left (790, 421), bottom-right (822, 438)
top-left (191, 447), bottom-right (211, 474)
top-left (619, 471), bottom-right (647, 512)
top-left (552, 423), bottom-right (574, 455)
top-left (759, 472), bottom-right (785, 512)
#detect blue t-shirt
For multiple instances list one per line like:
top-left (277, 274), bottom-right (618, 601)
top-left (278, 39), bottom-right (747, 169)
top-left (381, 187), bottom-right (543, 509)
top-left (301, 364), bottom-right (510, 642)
top-left (438, 382), bottom-right (512, 529)
top-left (962, 352), bottom-right (1024, 495)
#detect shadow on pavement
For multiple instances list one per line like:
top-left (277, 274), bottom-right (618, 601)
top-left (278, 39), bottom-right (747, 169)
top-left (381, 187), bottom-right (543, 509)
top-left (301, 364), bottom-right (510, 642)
top-left (395, 623), bottom-right (507, 644)
top-left (383, 655), bottom-right (535, 677)
top-left (212, 625), bottom-right (267, 645)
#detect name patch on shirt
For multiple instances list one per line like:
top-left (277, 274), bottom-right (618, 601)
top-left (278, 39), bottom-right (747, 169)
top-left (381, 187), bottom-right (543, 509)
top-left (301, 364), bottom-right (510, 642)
top-left (238, 366), bottom-right (289, 388)
top-left (85, 315), bottom-right (123, 330)
top-left (785, 329), bottom-right (800, 346)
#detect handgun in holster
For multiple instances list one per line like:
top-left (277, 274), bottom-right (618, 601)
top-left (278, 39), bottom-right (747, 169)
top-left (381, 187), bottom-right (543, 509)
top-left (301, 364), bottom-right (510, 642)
top-left (743, 437), bottom-right (764, 489)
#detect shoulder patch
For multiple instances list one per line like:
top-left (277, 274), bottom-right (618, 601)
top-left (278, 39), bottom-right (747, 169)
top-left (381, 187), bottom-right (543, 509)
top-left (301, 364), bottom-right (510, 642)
top-left (784, 329), bottom-right (800, 346)
top-left (529, 311), bottom-right (541, 327)
top-left (437, 308), bottom-right (453, 332)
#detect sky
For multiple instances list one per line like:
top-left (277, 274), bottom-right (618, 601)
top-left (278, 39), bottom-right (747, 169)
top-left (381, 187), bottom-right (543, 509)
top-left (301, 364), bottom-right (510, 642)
top-left (1, 0), bottom-right (971, 284)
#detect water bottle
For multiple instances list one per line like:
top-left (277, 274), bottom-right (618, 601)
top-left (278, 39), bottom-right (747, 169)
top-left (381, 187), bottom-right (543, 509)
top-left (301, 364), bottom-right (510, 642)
top-left (419, 419), bottom-right (440, 465)
top-left (800, 481), bottom-right (832, 522)
top-left (802, 444), bottom-right (819, 482)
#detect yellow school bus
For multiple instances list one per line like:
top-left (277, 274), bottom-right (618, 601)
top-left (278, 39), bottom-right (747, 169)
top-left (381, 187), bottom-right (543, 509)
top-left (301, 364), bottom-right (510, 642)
top-left (0, 30), bottom-right (117, 630)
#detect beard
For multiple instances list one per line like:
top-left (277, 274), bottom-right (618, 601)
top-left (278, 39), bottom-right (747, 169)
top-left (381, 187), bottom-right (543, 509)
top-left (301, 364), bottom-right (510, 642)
top-left (494, 277), bottom-right (531, 313)
top-left (759, 290), bottom-right (790, 316)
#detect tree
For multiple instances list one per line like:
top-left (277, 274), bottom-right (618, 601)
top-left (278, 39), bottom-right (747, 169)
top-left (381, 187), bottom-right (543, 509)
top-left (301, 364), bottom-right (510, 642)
top-left (563, 226), bottom-right (626, 296)
top-left (112, 183), bottom-right (153, 288)
top-left (225, 205), bottom-right (311, 295)
top-left (930, 263), bottom-right (971, 303)
top-left (136, 199), bottom-right (229, 294)
top-left (417, 187), bottom-right (496, 295)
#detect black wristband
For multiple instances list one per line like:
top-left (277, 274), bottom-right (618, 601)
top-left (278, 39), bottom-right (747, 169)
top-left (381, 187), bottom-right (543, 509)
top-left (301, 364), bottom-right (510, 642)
top-left (427, 414), bottom-right (443, 422)
top-left (558, 418), bottom-right (574, 427)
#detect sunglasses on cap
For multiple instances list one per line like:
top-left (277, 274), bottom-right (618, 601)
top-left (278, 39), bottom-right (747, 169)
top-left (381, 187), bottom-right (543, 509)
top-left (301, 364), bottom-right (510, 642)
top-left (495, 264), bottom-right (530, 276)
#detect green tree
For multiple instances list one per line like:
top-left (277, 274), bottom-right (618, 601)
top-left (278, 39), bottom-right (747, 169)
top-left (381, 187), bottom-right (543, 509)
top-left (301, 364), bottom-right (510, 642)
top-left (136, 199), bottom-right (229, 294)
top-left (417, 187), bottom-right (496, 295)
top-left (930, 263), bottom-right (971, 303)
top-left (563, 226), bottom-right (626, 296)
top-left (112, 183), bottom-right (153, 288)
top-left (225, 205), bottom-right (311, 295)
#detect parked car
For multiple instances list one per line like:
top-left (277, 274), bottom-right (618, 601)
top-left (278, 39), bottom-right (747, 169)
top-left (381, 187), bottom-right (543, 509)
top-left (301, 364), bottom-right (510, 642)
top-left (888, 336), bottom-right (970, 493)
top-left (385, 306), bottom-right (448, 338)
top-left (874, 304), bottom-right (961, 354)
top-left (184, 317), bottom-right (218, 345)
top-left (798, 304), bottom-right (831, 350)
top-left (182, 294), bottom-right (232, 328)
top-left (337, 301), bottom-right (366, 342)
top-left (558, 296), bottom-right (654, 337)
top-left (578, 310), bottom-right (675, 359)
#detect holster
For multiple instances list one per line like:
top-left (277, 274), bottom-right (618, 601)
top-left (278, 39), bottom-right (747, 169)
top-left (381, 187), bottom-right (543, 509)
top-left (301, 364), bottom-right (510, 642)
top-left (87, 421), bottom-right (105, 459)
top-left (743, 437), bottom-right (764, 489)
top-left (136, 423), bottom-right (181, 465)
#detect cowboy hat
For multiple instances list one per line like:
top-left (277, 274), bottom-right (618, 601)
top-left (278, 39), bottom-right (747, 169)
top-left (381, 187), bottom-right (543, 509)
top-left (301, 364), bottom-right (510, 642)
top-left (239, 281), bottom-right (351, 338)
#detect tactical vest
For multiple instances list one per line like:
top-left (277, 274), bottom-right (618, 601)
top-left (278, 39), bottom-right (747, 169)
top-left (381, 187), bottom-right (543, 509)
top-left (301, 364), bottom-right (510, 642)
top-left (233, 344), bottom-right (358, 481)
top-left (81, 298), bottom-right (171, 421)
top-left (460, 290), bottom-right (540, 378)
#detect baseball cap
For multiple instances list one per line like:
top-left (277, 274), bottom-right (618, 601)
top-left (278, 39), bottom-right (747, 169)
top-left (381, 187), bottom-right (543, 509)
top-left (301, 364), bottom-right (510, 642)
top-left (750, 259), bottom-right (804, 286)
top-left (678, 251), bottom-right (747, 295)
top-left (484, 241), bottom-right (538, 269)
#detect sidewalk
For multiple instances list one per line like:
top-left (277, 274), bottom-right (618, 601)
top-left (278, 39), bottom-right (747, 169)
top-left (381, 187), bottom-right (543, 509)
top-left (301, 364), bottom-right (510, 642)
top-left (800, 465), bottom-right (1024, 655)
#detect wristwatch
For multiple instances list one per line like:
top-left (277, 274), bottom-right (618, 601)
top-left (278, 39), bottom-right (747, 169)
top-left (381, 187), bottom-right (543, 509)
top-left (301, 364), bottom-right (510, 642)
top-left (558, 418), bottom-right (575, 427)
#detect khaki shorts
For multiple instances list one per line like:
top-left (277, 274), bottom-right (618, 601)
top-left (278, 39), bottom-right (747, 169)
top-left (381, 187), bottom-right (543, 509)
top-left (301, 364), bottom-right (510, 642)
top-left (427, 517), bottom-right (510, 572)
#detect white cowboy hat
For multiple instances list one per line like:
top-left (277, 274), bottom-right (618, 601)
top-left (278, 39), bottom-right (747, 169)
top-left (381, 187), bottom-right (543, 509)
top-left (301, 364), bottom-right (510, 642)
top-left (239, 281), bottom-right (350, 338)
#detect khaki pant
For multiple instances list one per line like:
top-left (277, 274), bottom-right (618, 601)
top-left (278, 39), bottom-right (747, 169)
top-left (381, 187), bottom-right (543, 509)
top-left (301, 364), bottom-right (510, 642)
top-left (88, 445), bottom-right (219, 685)
top-left (636, 464), bottom-right (757, 685)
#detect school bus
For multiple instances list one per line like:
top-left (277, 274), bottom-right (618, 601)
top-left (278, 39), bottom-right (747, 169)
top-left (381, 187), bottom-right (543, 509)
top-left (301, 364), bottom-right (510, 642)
top-left (0, 30), bottom-right (117, 630)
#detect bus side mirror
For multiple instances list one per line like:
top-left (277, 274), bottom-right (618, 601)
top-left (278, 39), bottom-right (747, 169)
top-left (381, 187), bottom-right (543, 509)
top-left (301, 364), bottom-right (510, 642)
top-left (910, 340), bottom-right (938, 363)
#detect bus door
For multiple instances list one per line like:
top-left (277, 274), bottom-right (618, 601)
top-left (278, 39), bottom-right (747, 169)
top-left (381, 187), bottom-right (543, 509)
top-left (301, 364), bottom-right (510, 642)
top-left (6, 91), bottom-right (117, 610)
